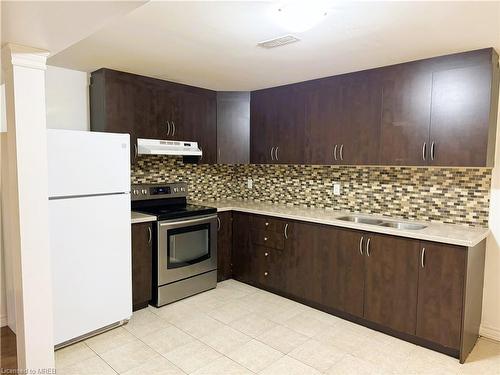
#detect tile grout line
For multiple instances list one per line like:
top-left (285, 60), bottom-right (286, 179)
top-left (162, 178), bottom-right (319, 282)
top-left (82, 341), bottom-right (120, 375)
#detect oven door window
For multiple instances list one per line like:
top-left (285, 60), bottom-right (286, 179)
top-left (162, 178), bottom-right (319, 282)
top-left (167, 223), bottom-right (210, 269)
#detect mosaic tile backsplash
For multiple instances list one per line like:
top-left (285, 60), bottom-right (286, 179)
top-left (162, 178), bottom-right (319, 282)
top-left (131, 156), bottom-right (492, 227)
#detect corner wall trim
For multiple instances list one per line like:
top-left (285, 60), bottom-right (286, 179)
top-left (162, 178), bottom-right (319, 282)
top-left (480, 325), bottom-right (500, 342)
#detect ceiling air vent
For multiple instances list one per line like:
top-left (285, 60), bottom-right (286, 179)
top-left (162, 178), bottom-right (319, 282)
top-left (257, 35), bottom-right (300, 48)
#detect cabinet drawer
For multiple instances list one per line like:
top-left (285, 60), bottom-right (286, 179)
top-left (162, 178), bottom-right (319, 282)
top-left (250, 215), bottom-right (287, 233)
top-left (251, 230), bottom-right (284, 249)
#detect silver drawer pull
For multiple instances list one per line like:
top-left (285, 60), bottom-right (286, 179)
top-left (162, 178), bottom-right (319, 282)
top-left (284, 223), bottom-right (289, 239)
top-left (275, 146), bottom-right (279, 161)
top-left (166, 120), bottom-right (170, 135)
top-left (147, 227), bottom-right (152, 244)
top-left (430, 142), bottom-right (435, 161)
top-left (359, 236), bottom-right (364, 255)
top-left (366, 238), bottom-right (371, 257)
top-left (339, 144), bottom-right (344, 161)
top-left (422, 142), bottom-right (427, 161)
top-left (172, 121), bottom-right (176, 136)
top-left (217, 217), bottom-right (221, 231)
top-left (334, 144), bottom-right (338, 161)
top-left (265, 252), bottom-right (269, 257)
top-left (264, 237), bottom-right (268, 241)
top-left (270, 147), bottom-right (275, 161)
top-left (264, 272), bottom-right (268, 276)
top-left (265, 222), bottom-right (269, 226)
top-left (421, 248), bottom-right (426, 268)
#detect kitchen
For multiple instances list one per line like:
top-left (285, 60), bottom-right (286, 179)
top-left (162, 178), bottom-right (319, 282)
top-left (1, 1), bottom-right (500, 374)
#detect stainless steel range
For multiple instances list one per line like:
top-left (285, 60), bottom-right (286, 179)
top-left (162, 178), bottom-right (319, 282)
top-left (131, 182), bottom-right (217, 306)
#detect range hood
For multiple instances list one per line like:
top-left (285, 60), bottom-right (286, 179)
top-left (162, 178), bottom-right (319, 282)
top-left (137, 138), bottom-right (202, 156)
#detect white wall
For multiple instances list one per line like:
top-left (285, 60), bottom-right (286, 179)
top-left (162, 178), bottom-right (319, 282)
top-left (45, 65), bottom-right (89, 131)
top-left (481, 91), bottom-right (500, 341)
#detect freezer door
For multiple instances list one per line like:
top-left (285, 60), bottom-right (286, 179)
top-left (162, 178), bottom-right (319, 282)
top-left (47, 129), bottom-right (130, 197)
top-left (49, 193), bottom-right (132, 345)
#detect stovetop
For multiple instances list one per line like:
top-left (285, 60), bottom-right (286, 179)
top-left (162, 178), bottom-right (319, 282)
top-left (134, 203), bottom-right (216, 221)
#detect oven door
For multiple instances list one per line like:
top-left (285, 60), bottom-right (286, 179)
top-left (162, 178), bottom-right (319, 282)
top-left (157, 214), bottom-right (217, 285)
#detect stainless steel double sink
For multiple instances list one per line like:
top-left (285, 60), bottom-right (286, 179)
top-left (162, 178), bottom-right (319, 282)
top-left (337, 215), bottom-right (427, 230)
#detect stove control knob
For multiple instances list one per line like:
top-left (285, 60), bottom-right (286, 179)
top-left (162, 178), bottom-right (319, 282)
top-left (133, 189), bottom-right (139, 195)
top-left (142, 189), bottom-right (147, 194)
top-left (180, 187), bottom-right (186, 192)
top-left (173, 187), bottom-right (179, 193)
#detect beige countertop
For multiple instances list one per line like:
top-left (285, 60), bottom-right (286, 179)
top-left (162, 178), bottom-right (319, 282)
top-left (192, 199), bottom-right (489, 247)
top-left (131, 211), bottom-right (157, 224)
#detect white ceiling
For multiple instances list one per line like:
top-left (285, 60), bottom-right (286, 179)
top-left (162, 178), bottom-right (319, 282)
top-left (1, 1), bottom-right (146, 55)
top-left (47, 1), bottom-right (500, 91)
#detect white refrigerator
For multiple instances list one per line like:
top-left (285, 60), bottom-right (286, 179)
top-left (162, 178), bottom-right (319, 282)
top-left (47, 129), bottom-right (132, 347)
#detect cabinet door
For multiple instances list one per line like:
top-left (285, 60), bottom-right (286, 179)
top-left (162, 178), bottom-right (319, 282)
top-left (379, 63), bottom-right (432, 165)
top-left (284, 221), bottom-right (322, 303)
top-left (134, 82), bottom-right (158, 140)
top-left (154, 87), bottom-right (179, 140)
top-left (364, 234), bottom-right (420, 335)
top-left (216, 92), bottom-right (250, 164)
top-left (178, 90), bottom-right (217, 164)
top-left (429, 63), bottom-right (492, 166)
top-left (322, 228), bottom-right (365, 318)
top-left (274, 87), bottom-right (306, 164)
top-left (250, 90), bottom-right (277, 163)
top-left (416, 242), bottom-right (466, 349)
top-left (339, 72), bottom-right (382, 165)
top-left (217, 212), bottom-right (233, 282)
top-left (131, 223), bottom-right (152, 311)
top-left (305, 79), bottom-right (343, 164)
top-left (232, 212), bottom-right (256, 284)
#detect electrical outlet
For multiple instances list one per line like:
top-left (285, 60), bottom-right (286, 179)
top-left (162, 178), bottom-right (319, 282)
top-left (247, 178), bottom-right (253, 189)
top-left (333, 182), bottom-right (341, 196)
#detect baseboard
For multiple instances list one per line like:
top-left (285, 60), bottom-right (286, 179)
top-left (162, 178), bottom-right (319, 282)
top-left (480, 325), bottom-right (500, 342)
top-left (0, 314), bottom-right (7, 327)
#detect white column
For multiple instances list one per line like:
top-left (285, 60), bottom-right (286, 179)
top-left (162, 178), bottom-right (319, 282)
top-left (1, 44), bottom-right (54, 370)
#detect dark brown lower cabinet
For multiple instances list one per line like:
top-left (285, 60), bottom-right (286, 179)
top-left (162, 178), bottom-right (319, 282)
top-left (230, 212), bottom-right (485, 363)
top-left (416, 242), bottom-right (466, 350)
top-left (131, 222), bottom-right (153, 311)
top-left (323, 228), bottom-right (365, 318)
top-left (217, 212), bottom-right (233, 281)
top-left (364, 234), bottom-right (420, 335)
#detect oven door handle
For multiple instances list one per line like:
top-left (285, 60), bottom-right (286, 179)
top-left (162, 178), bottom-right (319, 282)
top-left (158, 215), bottom-right (217, 227)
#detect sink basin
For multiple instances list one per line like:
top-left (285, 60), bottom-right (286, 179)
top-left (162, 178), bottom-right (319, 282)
top-left (337, 216), bottom-right (384, 225)
top-left (380, 222), bottom-right (427, 230)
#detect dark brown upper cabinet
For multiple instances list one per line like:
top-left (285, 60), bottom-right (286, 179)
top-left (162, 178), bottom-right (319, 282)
top-left (250, 86), bottom-right (306, 164)
top-left (251, 48), bottom-right (499, 167)
top-left (89, 68), bottom-right (217, 164)
top-left (216, 92), bottom-right (250, 164)
top-left (378, 61), bottom-right (433, 166)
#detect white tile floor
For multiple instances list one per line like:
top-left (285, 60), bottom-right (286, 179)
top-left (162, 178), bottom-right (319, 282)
top-left (55, 279), bottom-right (500, 375)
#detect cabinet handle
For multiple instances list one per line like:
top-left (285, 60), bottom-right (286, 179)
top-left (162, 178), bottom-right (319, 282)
top-left (275, 146), bottom-right (279, 161)
top-left (265, 252), bottom-right (269, 257)
top-left (359, 236), bottom-right (364, 255)
top-left (284, 223), bottom-right (289, 239)
top-left (166, 120), bottom-right (171, 136)
top-left (422, 142), bottom-right (427, 161)
top-left (366, 238), bottom-right (371, 257)
top-left (339, 144), bottom-right (344, 161)
top-left (199, 146), bottom-right (203, 160)
top-left (430, 142), bottom-right (435, 161)
top-left (270, 147), bottom-right (275, 161)
top-left (217, 217), bottom-right (221, 231)
top-left (264, 237), bottom-right (268, 241)
top-left (172, 121), bottom-right (176, 136)
top-left (218, 148), bottom-right (221, 160)
top-left (265, 222), bottom-right (269, 226)
top-left (147, 227), bottom-right (152, 244)
top-left (421, 247), bottom-right (426, 268)
top-left (134, 144), bottom-right (138, 160)
top-left (264, 272), bottom-right (268, 276)
top-left (333, 145), bottom-right (338, 161)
